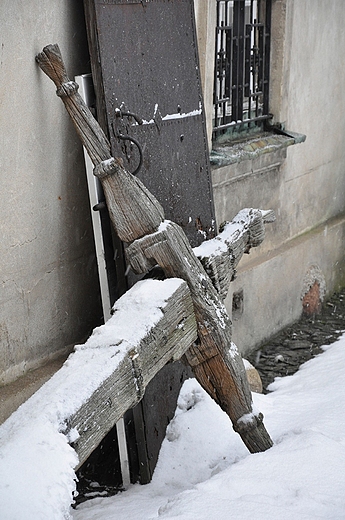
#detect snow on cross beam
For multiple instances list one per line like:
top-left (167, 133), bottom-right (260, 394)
top-left (36, 43), bottom-right (273, 457)
top-left (0, 278), bottom-right (197, 519)
top-left (193, 209), bottom-right (276, 301)
top-left (66, 278), bottom-right (197, 468)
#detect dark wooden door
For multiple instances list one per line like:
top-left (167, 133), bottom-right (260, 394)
top-left (84, 0), bottom-right (215, 246)
top-left (83, 0), bottom-right (215, 484)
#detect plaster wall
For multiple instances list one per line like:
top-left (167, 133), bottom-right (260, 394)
top-left (0, 0), bottom-right (102, 384)
top-left (229, 215), bottom-right (345, 354)
top-left (273, 0), bottom-right (345, 241)
top-left (206, 0), bottom-right (345, 352)
top-left (193, 0), bottom-right (216, 151)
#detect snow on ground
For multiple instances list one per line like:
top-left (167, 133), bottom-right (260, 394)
top-left (74, 336), bottom-right (345, 520)
top-left (1, 330), bottom-right (345, 519)
top-left (0, 278), bottom-right (187, 520)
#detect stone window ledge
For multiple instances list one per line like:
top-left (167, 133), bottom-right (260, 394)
top-left (210, 131), bottom-right (306, 169)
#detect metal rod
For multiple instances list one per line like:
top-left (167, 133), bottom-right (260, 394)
top-left (213, 0), bottom-right (272, 138)
top-left (212, 113), bottom-right (272, 134)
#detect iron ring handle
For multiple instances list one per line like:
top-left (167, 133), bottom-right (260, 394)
top-left (116, 133), bottom-right (143, 176)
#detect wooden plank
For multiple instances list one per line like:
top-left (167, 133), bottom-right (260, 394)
top-left (83, 0), bottom-right (216, 247)
top-left (66, 278), bottom-right (197, 468)
top-left (36, 44), bottom-right (165, 243)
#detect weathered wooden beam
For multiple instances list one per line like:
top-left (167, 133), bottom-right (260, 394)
top-left (36, 44), bottom-right (164, 242)
top-left (65, 278), bottom-right (197, 469)
top-left (36, 44), bottom-right (273, 454)
top-left (126, 221), bottom-right (273, 452)
top-left (194, 209), bottom-right (275, 300)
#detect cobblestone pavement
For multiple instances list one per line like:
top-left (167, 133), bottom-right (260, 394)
top-left (247, 290), bottom-right (345, 393)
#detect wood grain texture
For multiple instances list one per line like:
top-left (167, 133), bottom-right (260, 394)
top-left (36, 44), bottom-right (164, 242)
top-left (36, 44), bottom-right (273, 454)
top-left (126, 221), bottom-right (273, 452)
top-left (194, 209), bottom-right (276, 299)
top-left (67, 279), bottom-right (197, 469)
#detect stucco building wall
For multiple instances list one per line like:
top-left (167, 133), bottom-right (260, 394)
top-left (1, 0), bottom-right (345, 387)
top-left (0, 0), bottom-right (102, 385)
top-left (196, 0), bottom-right (345, 353)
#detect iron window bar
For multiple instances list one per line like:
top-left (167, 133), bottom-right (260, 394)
top-left (213, 0), bottom-right (272, 139)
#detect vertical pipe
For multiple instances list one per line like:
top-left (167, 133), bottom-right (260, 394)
top-left (231, 0), bottom-right (239, 121)
top-left (244, 24), bottom-right (251, 101)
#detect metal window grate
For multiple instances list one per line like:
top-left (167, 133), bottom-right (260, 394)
top-left (213, 0), bottom-right (272, 139)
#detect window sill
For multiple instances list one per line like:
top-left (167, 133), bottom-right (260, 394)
top-left (210, 130), bottom-right (306, 169)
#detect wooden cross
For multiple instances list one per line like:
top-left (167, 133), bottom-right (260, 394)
top-left (36, 44), bottom-right (273, 453)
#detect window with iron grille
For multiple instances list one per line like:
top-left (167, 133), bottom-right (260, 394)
top-left (213, 0), bottom-right (272, 140)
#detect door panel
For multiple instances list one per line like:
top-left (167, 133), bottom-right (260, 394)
top-left (83, 0), bottom-right (215, 484)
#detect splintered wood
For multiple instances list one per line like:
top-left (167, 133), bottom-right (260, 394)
top-left (36, 44), bottom-right (273, 454)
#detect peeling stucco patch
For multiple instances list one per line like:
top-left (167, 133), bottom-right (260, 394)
top-left (301, 265), bottom-right (326, 315)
